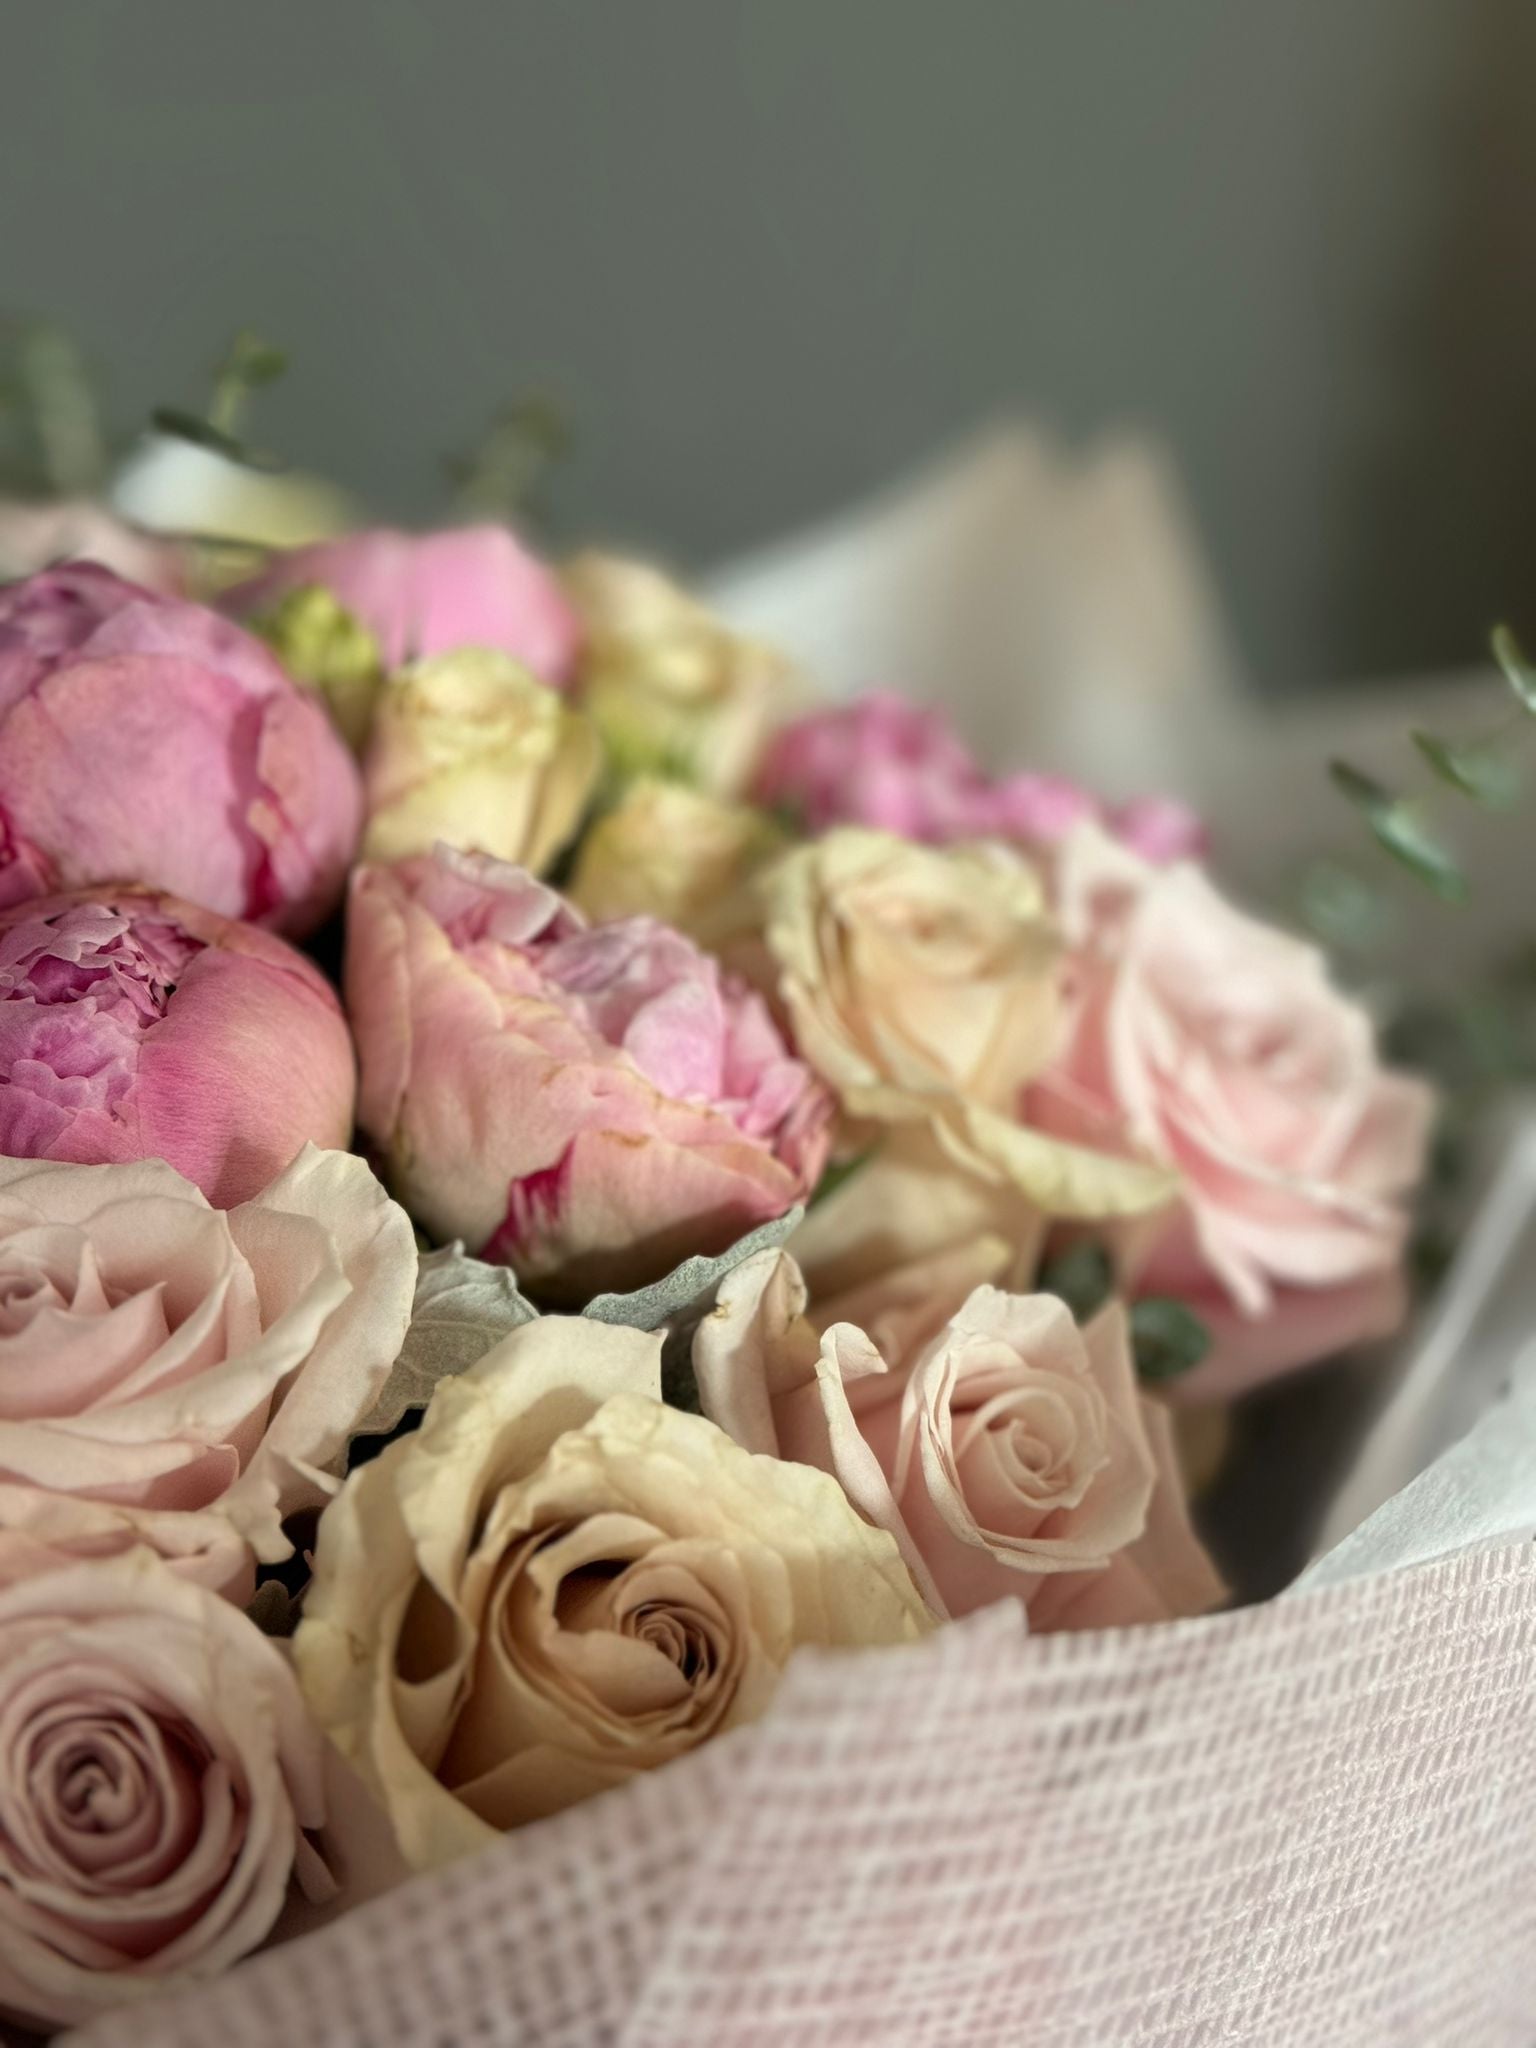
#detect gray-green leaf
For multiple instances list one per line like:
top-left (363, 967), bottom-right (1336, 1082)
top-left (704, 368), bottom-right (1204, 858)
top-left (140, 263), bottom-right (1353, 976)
top-left (349, 1243), bottom-right (539, 1443)
top-left (581, 1208), bottom-right (804, 1333)
top-left (1130, 1298), bottom-right (1212, 1382)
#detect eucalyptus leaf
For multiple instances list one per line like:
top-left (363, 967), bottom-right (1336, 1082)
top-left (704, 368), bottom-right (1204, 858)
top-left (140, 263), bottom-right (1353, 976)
top-left (582, 1208), bottom-right (804, 1332)
top-left (1329, 759), bottom-right (1466, 902)
top-left (348, 1243), bottom-right (539, 1444)
top-left (1410, 729), bottom-right (1520, 809)
top-left (1038, 1240), bottom-right (1114, 1323)
top-left (1130, 1298), bottom-right (1211, 1382)
top-left (1492, 623), bottom-right (1536, 713)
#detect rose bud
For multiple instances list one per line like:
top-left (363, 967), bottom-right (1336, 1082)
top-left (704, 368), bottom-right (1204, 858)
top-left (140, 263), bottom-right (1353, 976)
top-left (229, 523), bottom-right (581, 686)
top-left (346, 847), bottom-right (831, 1299)
top-left (567, 776), bottom-right (784, 945)
top-left (0, 563), bottom-right (360, 933)
top-left (0, 887), bottom-right (356, 1206)
top-left (361, 649), bottom-right (599, 870)
top-left (0, 1546), bottom-right (329, 2031)
top-left (564, 551), bottom-right (805, 796)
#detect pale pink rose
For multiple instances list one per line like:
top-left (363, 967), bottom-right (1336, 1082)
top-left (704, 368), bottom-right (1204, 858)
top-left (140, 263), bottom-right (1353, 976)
top-left (346, 847), bottom-right (831, 1299)
top-left (1032, 826), bottom-right (1434, 1397)
top-left (0, 1147), bottom-right (415, 1600)
top-left (752, 689), bottom-right (1203, 859)
top-left (0, 501), bottom-right (186, 593)
top-left (695, 1250), bottom-right (1223, 1630)
top-left (0, 1546), bottom-right (329, 2031)
top-left (230, 524), bottom-right (581, 684)
top-left (0, 564), bottom-right (360, 932)
top-left (0, 887), bottom-right (357, 1207)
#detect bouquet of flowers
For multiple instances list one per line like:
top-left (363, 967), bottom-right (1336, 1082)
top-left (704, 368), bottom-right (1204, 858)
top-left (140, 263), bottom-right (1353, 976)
top-left (0, 363), bottom-right (1531, 2048)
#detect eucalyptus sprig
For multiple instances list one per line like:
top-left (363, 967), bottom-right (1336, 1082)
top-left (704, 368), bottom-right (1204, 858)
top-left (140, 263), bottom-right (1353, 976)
top-left (1329, 622), bottom-right (1536, 902)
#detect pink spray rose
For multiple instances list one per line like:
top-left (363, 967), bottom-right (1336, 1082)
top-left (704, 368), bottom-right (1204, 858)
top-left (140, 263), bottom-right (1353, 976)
top-left (0, 887), bottom-right (356, 1206)
top-left (0, 1146), bottom-right (414, 1604)
top-left (0, 502), bottom-right (185, 593)
top-left (1032, 826), bottom-right (1435, 1397)
top-left (695, 1248), bottom-right (1223, 1631)
top-left (0, 563), bottom-right (361, 933)
top-left (346, 848), bottom-right (831, 1299)
top-left (0, 1546), bottom-right (329, 2031)
top-left (230, 524), bottom-right (581, 684)
top-left (753, 688), bottom-right (1204, 858)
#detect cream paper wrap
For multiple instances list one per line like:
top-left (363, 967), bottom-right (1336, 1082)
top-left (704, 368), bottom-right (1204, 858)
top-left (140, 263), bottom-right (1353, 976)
top-left (63, 430), bottom-right (1536, 2047)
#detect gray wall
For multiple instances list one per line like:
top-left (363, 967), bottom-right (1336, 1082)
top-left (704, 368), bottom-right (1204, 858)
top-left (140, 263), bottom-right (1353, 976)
top-left (5, 0), bottom-right (1535, 687)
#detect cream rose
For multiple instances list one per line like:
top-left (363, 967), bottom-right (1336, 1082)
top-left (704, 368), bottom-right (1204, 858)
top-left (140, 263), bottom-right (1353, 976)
top-left (0, 1545), bottom-right (329, 2031)
top-left (0, 1148), bottom-right (416, 1599)
top-left (295, 1317), bottom-right (932, 1868)
top-left (1033, 825), bottom-right (1435, 1396)
top-left (568, 776), bottom-right (784, 945)
top-left (564, 551), bottom-right (804, 796)
top-left (761, 828), bottom-right (1064, 1120)
top-left (696, 1252), bottom-right (1223, 1631)
top-left (361, 648), bottom-right (599, 869)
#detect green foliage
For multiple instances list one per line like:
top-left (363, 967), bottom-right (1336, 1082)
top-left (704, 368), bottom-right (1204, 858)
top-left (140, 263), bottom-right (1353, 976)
top-left (1129, 1298), bottom-right (1211, 1382)
top-left (1329, 759), bottom-right (1467, 901)
top-left (1038, 1239), bottom-right (1114, 1323)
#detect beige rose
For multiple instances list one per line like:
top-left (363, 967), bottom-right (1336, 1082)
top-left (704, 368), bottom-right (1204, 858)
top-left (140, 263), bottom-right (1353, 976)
top-left (361, 648), bottom-right (599, 869)
top-left (568, 776), bottom-right (785, 944)
top-left (762, 828), bottom-right (1064, 1121)
top-left (295, 1317), bottom-right (932, 1868)
top-left (565, 551), bottom-right (804, 796)
top-left (696, 1251), bottom-right (1224, 1632)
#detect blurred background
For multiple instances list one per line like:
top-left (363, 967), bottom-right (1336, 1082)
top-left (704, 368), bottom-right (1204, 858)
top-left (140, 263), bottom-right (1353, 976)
top-left (4, 0), bottom-right (1536, 690)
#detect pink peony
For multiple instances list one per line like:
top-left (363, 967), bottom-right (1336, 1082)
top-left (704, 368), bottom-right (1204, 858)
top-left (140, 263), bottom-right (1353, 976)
top-left (346, 847), bottom-right (831, 1299)
top-left (753, 689), bottom-right (1202, 859)
top-left (0, 887), bottom-right (356, 1206)
top-left (0, 1546), bottom-right (329, 2031)
top-left (1032, 826), bottom-right (1434, 1397)
top-left (754, 689), bottom-right (993, 842)
top-left (230, 524), bottom-right (581, 684)
top-left (0, 563), bottom-right (360, 933)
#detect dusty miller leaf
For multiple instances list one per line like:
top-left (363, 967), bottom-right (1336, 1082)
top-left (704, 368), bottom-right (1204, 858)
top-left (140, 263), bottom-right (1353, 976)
top-left (581, 1208), bottom-right (805, 1333)
top-left (349, 1243), bottom-right (539, 1443)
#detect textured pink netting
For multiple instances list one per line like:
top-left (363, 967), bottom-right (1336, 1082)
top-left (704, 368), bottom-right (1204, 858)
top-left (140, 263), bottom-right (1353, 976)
top-left (66, 1541), bottom-right (1536, 2048)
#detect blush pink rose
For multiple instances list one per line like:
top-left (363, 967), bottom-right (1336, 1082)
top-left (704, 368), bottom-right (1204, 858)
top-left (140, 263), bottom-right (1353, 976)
top-left (753, 689), bottom-right (1204, 859)
top-left (230, 524), bottom-right (581, 684)
top-left (0, 564), bottom-right (360, 932)
top-left (695, 1249), bottom-right (1223, 1630)
top-left (0, 1546), bottom-right (329, 2031)
top-left (346, 847), bottom-right (832, 1299)
top-left (0, 502), bottom-right (186, 593)
top-left (1032, 827), bottom-right (1435, 1397)
top-left (0, 1147), bottom-right (415, 1602)
top-left (0, 887), bottom-right (356, 1207)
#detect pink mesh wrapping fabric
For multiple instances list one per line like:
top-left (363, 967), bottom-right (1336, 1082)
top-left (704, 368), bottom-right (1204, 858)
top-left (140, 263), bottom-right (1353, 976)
top-left (64, 1541), bottom-right (1536, 2048)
